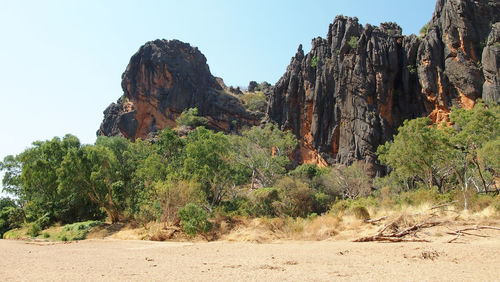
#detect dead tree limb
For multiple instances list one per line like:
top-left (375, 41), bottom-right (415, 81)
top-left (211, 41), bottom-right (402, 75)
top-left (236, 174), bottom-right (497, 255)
top-left (429, 201), bottom-right (458, 210)
top-left (447, 225), bottom-right (500, 243)
top-left (364, 216), bottom-right (388, 224)
top-left (354, 221), bottom-right (441, 242)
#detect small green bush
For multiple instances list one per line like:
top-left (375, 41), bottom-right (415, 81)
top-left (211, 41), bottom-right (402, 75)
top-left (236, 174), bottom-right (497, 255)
top-left (400, 187), bottom-right (451, 206)
top-left (178, 203), bottom-right (213, 237)
top-left (419, 23), bottom-right (429, 37)
top-left (241, 92), bottom-right (267, 112)
top-left (290, 164), bottom-right (327, 180)
top-left (313, 192), bottom-right (331, 214)
top-left (28, 223), bottom-right (41, 237)
top-left (176, 108), bottom-right (208, 128)
top-left (249, 187), bottom-right (281, 217)
top-left (407, 65), bottom-right (417, 74)
top-left (310, 56), bottom-right (318, 68)
top-left (348, 36), bottom-right (359, 50)
top-left (55, 220), bottom-right (103, 241)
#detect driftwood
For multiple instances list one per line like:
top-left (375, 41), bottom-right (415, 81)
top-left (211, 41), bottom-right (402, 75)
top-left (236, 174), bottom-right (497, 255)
top-left (354, 220), bottom-right (441, 242)
top-left (447, 226), bottom-right (500, 243)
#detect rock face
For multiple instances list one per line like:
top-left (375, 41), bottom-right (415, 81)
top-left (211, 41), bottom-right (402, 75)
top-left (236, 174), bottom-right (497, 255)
top-left (267, 0), bottom-right (500, 170)
top-left (483, 23), bottom-right (500, 102)
top-left (98, 39), bottom-right (262, 139)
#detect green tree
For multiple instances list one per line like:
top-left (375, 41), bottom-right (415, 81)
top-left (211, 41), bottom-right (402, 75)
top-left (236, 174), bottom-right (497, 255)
top-left (0, 135), bottom-right (98, 223)
top-left (377, 117), bottom-right (449, 190)
top-left (183, 127), bottom-right (240, 207)
top-left (0, 197), bottom-right (24, 237)
top-left (58, 137), bottom-right (133, 223)
top-left (178, 203), bottom-right (213, 236)
top-left (231, 123), bottom-right (298, 189)
top-left (446, 102), bottom-right (500, 208)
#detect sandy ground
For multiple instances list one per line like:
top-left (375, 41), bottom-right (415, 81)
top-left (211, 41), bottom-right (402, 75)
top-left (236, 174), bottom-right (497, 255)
top-left (1, 237), bottom-right (499, 281)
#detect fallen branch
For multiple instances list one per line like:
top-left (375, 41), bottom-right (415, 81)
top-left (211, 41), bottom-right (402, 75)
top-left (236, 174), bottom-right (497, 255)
top-left (447, 225), bottom-right (500, 243)
top-left (364, 216), bottom-right (388, 224)
top-left (354, 220), bottom-right (441, 242)
top-left (429, 201), bottom-right (458, 210)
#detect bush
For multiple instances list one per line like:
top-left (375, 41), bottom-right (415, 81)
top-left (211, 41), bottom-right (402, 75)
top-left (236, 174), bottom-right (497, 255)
top-left (218, 196), bottom-right (250, 217)
top-left (400, 187), bottom-right (451, 207)
top-left (313, 192), bottom-right (331, 214)
top-left (310, 56), bottom-right (318, 68)
top-left (176, 108), bottom-right (208, 128)
top-left (134, 179), bottom-right (205, 225)
top-left (419, 23), bottom-right (429, 37)
top-left (276, 177), bottom-right (314, 218)
top-left (241, 92), bottom-right (267, 112)
top-left (290, 164), bottom-right (327, 180)
top-left (330, 197), bottom-right (379, 216)
top-left (318, 162), bottom-right (372, 200)
top-left (178, 203), bottom-right (213, 237)
top-left (55, 220), bottom-right (103, 241)
top-left (348, 36), bottom-right (359, 50)
top-left (0, 204), bottom-right (24, 237)
top-left (249, 187), bottom-right (281, 217)
top-left (28, 223), bottom-right (41, 237)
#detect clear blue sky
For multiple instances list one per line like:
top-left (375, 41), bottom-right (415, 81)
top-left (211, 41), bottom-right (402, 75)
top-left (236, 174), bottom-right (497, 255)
top-left (0, 0), bottom-right (437, 192)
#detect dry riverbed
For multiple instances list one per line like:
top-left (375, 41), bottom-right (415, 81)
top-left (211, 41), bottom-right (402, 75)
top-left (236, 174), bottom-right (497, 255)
top-left (1, 236), bottom-right (499, 281)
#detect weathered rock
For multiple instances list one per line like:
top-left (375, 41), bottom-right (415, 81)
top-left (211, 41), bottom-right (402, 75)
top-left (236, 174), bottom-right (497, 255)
top-left (248, 81), bottom-right (258, 92)
top-left (417, 0), bottom-right (500, 123)
top-left (267, 0), bottom-right (500, 170)
top-left (482, 22), bottom-right (500, 102)
top-left (98, 39), bottom-right (262, 139)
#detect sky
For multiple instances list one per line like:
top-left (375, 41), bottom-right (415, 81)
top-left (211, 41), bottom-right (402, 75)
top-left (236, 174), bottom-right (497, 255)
top-left (0, 0), bottom-right (437, 193)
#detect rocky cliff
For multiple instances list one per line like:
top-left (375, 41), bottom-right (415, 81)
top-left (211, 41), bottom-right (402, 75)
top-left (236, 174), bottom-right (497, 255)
top-left (267, 0), bottom-right (500, 170)
top-left (98, 0), bottom-right (499, 170)
top-left (97, 39), bottom-right (262, 139)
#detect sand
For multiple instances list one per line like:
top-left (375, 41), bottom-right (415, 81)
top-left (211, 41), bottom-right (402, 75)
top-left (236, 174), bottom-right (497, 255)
top-left (1, 236), bottom-right (499, 281)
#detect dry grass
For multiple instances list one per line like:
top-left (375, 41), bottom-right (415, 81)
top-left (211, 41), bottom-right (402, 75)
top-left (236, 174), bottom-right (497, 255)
top-left (69, 199), bottom-right (500, 243)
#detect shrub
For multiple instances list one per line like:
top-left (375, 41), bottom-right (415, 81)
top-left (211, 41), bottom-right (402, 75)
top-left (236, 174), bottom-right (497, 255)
top-left (28, 223), bottom-right (41, 237)
top-left (56, 220), bottom-right (103, 241)
top-left (318, 162), bottom-right (372, 200)
top-left (400, 187), bottom-right (451, 207)
top-left (241, 92), bottom-right (267, 112)
top-left (249, 187), bottom-right (281, 217)
top-left (313, 192), bottom-right (331, 214)
top-left (290, 164), bottom-right (327, 180)
top-left (276, 177), bottom-right (314, 218)
top-left (178, 203), bottom-right (213, 237)
top-left (419, 23), bottom-right (429, 37)
top-left (348, 36), bottom-right (359, 50)
top-left (310, 56), bottom-right (318, 68)
top-left (407, 65), bottom-right (417, 74)
top-left (176, 108), bottom-right (208, 128)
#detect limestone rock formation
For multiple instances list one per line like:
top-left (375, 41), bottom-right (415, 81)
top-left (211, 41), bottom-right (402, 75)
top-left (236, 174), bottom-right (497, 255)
top-left (267, 0), bottom-right (500, 169)
top-left (97, 39), bottom-right (262, 139)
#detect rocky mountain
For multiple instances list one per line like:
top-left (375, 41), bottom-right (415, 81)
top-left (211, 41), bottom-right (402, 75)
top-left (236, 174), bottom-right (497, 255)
top-left (267, 0), bottom-right (500, 170)
top-left (97, 39), bottom-right (262, 139)
top-left (98, 0), bottom-right (499, 171)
